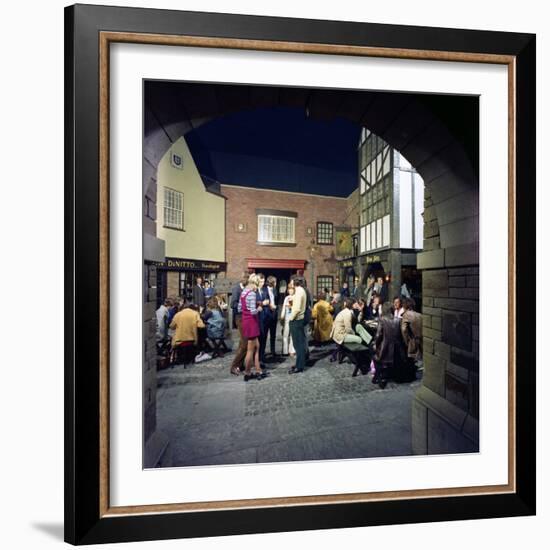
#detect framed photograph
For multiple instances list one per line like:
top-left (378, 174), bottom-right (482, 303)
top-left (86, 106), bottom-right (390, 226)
top-left (65, 4), bottom-right (536, 545)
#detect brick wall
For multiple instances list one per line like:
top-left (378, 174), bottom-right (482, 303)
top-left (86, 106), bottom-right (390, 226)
top-left (344, 188), bottom-right (360, 233)
top-left (222, 185), bottom-right (350, 284)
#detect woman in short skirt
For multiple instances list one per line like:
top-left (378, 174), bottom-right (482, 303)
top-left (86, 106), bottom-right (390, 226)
top-left (240, 274), bottom-right (264, 381)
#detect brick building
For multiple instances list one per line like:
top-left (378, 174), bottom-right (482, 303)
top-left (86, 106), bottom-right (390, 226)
top-left (222, 184), bottom-right (356, 296)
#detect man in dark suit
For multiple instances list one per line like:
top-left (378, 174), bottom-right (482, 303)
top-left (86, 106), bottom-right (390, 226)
top-left (256, 273), bottom-right (270, 367)
top-left (264, 276), bottom-right (279, 357)
top-left (302, 278), bottom-right (313, 359)
top-left (192, 277), bottom-right (205, 312)
top-left (373, 302), bottom-right (406, 388)
top-left (375, 276), bottom-right (389, 304)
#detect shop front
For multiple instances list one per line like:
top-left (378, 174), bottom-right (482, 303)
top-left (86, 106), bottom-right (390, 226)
top-left (351, 251), bottom-right (422, 306)
top-left (339, 258), bottom-right (358, 295)
top-left (152, 257), bottom-right (227, 306)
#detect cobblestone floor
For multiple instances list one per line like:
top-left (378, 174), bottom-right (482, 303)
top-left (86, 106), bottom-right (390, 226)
top-left (156, 332), bottom-right (422, 468)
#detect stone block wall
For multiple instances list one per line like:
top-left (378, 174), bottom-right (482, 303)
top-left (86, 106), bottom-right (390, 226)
top-left (412, 185), bottom-right (479, 455)
top-left (143, 264), bottom-right (158, 445)
top-left (142, 88), bottom-right (179, 467)
top-left (422, 266), bottom-right (479, 418)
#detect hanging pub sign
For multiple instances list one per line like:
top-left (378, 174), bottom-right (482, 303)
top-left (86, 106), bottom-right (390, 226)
top-left (151, 257), bottom-right (227, 272)
top-left (335, 227), bottom-right (352, 257)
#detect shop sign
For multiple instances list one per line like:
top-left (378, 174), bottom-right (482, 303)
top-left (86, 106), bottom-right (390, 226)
top-left (152, 257), bottom-right (227, 272)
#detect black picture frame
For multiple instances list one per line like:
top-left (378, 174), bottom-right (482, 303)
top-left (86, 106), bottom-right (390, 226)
top-left (65, 3), bottom-right (536, 545)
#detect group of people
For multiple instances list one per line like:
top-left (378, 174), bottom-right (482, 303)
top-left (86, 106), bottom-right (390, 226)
top-left (229, 273), bottom-right (312, 380)
top-left (156, 281), bottom-right (229, 364)
top-left (189, 276), bottom-right (218, 309)
top-left (328, 294), bottom-right (422, 388)
top-left (156, 271), bottom-right (422, 388)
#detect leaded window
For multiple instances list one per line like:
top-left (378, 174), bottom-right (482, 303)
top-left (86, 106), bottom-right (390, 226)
top-left (257, 215), bottom-right (296, 244)
top-left (163, 187), bottom-right (184, 230)
top-left (317, 222), bottom-right (334, 245)
top-left (317, 275), bottom-right (334, 296)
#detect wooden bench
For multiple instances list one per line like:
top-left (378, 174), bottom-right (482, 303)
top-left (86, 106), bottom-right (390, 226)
top-left (340, 342), bottom-right (374, 377)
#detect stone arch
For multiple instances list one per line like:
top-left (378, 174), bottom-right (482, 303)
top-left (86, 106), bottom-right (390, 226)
top-left (143, 82), bottom-right (479, 459)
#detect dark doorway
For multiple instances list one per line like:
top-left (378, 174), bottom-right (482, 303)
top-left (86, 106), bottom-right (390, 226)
top-left (156, 269), bottom-right (167, 308)
top-left (257, 268), bottom-right (297, 305)
top-left (401, 266), bottom-right (422, 311)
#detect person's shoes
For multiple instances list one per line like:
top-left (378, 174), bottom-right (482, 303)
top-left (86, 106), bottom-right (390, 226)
top-left (244, 373), bottom-right (255, 382)
top-left (372, 374), bottom-right (379, 384)
top-left (195, 352), bottom-right (212, 363)
top-left (288, 367), bottom-right (303, 374)
top-left (230, 368), bottom-right (241, 376)
top-left (378, 379), bottom-right (387, 389)
top-left (259, 371), bottom-right (270, 379)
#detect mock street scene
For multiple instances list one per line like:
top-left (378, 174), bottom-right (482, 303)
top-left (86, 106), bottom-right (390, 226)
top-left (142, 81), bottom-right (480, 468)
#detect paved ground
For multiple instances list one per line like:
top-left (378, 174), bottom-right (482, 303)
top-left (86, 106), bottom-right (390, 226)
top-left (156, 332), bottom-right (422, 468)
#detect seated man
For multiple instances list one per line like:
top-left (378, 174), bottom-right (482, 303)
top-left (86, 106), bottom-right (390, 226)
top-left (373, 302), bottom-right (407, 388)
top-left (169, 302), bottom-right (208, 363)
top-left (330, 298), bottom-right (363, 350)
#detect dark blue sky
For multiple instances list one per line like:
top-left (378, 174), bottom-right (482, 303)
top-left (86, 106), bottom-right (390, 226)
top-left (185, 107), bottom-right (361, 197)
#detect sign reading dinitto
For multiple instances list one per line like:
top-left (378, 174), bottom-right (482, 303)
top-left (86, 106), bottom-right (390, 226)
top-left (151, 257), bottom-right (227, 272)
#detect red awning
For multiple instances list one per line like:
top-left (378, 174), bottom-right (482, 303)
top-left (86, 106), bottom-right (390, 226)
top-left (247, 258), bottom-right (306, 270)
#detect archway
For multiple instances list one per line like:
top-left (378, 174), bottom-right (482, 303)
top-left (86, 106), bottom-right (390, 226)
top-left (143, 81), bottom-right (479, 465)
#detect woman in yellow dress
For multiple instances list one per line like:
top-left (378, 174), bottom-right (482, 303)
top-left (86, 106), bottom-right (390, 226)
top-left (311, 292), bottom-right (334, 344)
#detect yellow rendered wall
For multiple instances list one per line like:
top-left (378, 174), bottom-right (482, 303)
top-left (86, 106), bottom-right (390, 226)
top-left (156, 137), bottom-right (225, 262)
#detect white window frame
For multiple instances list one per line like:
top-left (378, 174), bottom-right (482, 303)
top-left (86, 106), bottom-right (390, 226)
top-left (163, 187), bottom-right (184, 230)
top-left (257, 214), bottom-right (296, 244)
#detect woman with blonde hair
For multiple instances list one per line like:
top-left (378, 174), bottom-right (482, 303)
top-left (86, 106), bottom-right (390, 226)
top-left (240, 273), bottom-right (265, 381)
top-left (280, 286), bottom-right (296, 357)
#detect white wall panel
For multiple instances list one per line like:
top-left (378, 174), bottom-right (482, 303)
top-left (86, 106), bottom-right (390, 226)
top-left (399, 170), bottom-right (413, 248)
top-left (414, 173), bottom-right (424, 249)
